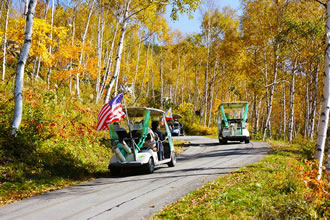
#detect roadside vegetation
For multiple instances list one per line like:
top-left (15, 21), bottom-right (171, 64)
top-left (154, 140), bottom-right (329, 219)
top-left (0, 82), bottom-right (112, 205)
top-left (0, 83), bottom-right (200, 205)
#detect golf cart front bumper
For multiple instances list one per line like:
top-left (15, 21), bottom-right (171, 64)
top-left (222, 135), bottom-right (249, 141)
top-left (109, 161), bottom-right (144, 168)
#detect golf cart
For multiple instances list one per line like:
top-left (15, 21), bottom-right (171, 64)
top-left (218, 102), bottom-right (250, 144)
top-left (108, 107), bottom-right (176, 175)
top-left (169, 114), bottom-right (184, 136)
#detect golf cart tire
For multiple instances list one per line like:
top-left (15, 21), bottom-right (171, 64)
top-left (167, 153), bottom-right (176, 167)
top-left (110, 166), bottom-right (121, 176)
top-left (144, 158), bottom-right (155, 174)
top-left (220, 138), bottom-right (227, 145)
top-left (245, 138), bottom-right (250, 144)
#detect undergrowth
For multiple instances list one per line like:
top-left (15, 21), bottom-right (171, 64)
top-left (0, 82), bottom-right (111, 205)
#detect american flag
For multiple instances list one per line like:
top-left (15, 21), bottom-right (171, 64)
top-left (96, 93), bottom-right (126, 131)
top-left (165, 108), bottom-right (173, 121)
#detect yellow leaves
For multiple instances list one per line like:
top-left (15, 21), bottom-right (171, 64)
top-left (6, 17), bottom-right (68, 67)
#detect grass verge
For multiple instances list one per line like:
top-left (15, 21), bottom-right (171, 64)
top-left (153, 140), bottom-right (329, 219)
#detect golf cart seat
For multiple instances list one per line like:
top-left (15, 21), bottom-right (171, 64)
top-left (132, 121), bottom-right (144, 138)
top-left (113, 123), bottom-right (128, 141)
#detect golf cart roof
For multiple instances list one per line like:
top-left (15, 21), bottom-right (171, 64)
top-left (219, 102), bottom-right (248, 109)
top-left (173, 114), bottom-right (182, 119)
top-left (125, 107), bottom-right (164, 117)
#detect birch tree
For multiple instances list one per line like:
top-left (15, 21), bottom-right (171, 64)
top-left (315, 0), bottom-right (330, 180)
top-left (11, 0), bottom-right (38, 135)
top-left (2, 0), bottom-right (11, 81)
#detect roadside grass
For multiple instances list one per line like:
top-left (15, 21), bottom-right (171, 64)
top-left (153, 140), bottom-right (329, 219)
top-left (173, 140), bottom-right (190, 154)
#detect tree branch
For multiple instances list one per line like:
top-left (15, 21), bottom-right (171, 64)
top-left (315, 0), bottom-right (327, 8)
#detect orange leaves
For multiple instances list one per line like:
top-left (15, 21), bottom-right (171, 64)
top-left (289, 160), bottom-right (329, 213)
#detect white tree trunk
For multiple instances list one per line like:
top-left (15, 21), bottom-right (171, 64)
top-left (160, 52), bottom-right (164, 108)
top-left (133, 36), bottom-right (142, 87)
top-left (315, 0), bottom-right (330, 179)
top-left (98, 22), bottom-right (119, 102)
top-left (288, 73), bottom-right (295, 142)
top-left (203, 15), bottom-right (211, 126)
top-left (134, 39), bottom-right (151, 104)
top-left (96, 7), bottom-right (104, 103)
top-left (46, 0), bottom-right (54, 86)
top-left (104, 0), bottom-right (130, 103)
top-left (282, 82), bottom-right (286, 141)
top-left (11, 0), bottom-right (38, 135)
top-left (263, 44), bottom-right (278, 140)
top-left (76, 0), bottom-right (95, 99)
top-left (309, 64), bottom-right (319, 138)
top-left (2, 0), bottom-right (10, 81)
top-left (326, 126), bottom-right (330, 181)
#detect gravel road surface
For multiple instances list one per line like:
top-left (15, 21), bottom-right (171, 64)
top-left (0, 136), bottom-right (269, 220)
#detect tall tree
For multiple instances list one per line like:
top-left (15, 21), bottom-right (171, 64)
top-left (1, 0), bottom-right (11, 81)
top-left (11, 0), bottom-right (38, 135)
top-left (315, 0), bottom-right (330, 180)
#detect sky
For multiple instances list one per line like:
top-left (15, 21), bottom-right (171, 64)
top-left (165, 0), bottom-right (242, 35)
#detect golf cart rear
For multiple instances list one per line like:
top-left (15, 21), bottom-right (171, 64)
top-left (169, 114), bottom-right (184, 136)
top-left (108, 107), bottom-right (176, 175)
top-left (218, 102), bottom-right (250, 144)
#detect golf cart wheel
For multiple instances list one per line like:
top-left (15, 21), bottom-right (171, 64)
top-left (110, 166), bottom-right (121, 176)
top-left (245, 138), bottom-right (250, 144)
top-left (220, 138), bottom-right (227, 145)
top-left (167, 153), bottom-right (176, 167)
top-left (144, 158), bottom-right (155, 174)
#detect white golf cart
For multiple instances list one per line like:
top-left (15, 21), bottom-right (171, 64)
top-left (169, 114), bottom-right (184, 136)
top-left (218, 102), bottom-right (250, 144)
top-left (108, 107), bottom-right (176, 175)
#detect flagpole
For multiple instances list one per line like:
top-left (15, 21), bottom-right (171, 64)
top-left (122, 93), bottom-right (136, 161)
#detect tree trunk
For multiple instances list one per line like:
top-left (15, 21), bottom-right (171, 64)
top-left (160, 52), bottom-right (164, 108)
top-left (133, 36), bottom-right (142, 89)
top-left (304, 75), bottom-right (310, 137)
top-left (46, 0), bottom-right (54, 87)
top-left (150, 44), bottom-right (155, 103)
top-left (263, 44), bottom-right (278, 141)
top-left (104, 0), bottom-right (130, 103)
top-left (174, 54), bottom-right (180, 105)
top-left (282, 82), bottom-right (286, 141)
top-left (134, 39), bottom-right (151, 104)
top-left (315, 0), bottom-right (330, 179)
top-left (326, 126), bottom-right (330, 181)
top-left (11, 0), bottom-right (38, 135)
top-left (203, 22), bottom-right (210, 127)
top-left (309, 63), bottom-right (319, 138)
top-left (98, 22), bottom-right (119, 102)
top-left (208, 60), bottom-right (218, 126)
top-left (2, 0), bottom-right (11, 81)
top-left (96, 7), bottom-right (104, 103)
top-left (76, 0), bottom-right (95, 99)
top-left (288, 73), bottom-right (295, 143)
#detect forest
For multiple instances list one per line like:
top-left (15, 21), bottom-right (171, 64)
top-left (0, 0), bottom-right (329, 215)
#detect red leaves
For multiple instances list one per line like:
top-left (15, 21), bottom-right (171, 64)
top-left (290, 160), bottom-right (329, 209)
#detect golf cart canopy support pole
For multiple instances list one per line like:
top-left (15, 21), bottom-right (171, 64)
top-left (242, 104), bottom-right (249, 128)
top-left (220, 105), bottom-right (229, 127)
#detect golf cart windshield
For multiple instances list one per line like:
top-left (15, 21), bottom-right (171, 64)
top-left (218, 102), bottom-right (248, 128)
